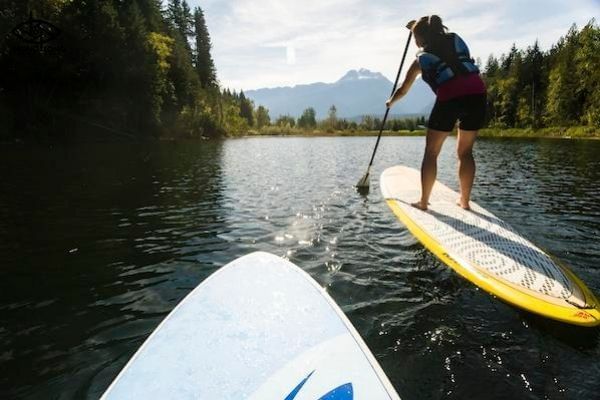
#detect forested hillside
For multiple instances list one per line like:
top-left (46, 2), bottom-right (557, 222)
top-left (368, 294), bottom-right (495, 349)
top-left (483, 20), bottom-right (599, 128)
top-left (0, 0), bottom-right (253, 141)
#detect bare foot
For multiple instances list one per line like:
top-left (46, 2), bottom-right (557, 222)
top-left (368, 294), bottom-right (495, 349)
top-left (456, 199), bottom-right (471, 210)
top-left (411, 200), bottom-right (428, 211)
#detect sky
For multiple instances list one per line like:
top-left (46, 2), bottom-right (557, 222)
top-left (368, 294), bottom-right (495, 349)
top-left (186, 0), bottom-right (599, 90)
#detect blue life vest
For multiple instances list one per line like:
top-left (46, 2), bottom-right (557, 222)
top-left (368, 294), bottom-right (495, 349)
top-left (417, 33), bottom-right (479, 92)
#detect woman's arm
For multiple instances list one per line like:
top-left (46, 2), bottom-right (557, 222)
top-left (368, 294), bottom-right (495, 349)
top-left (386, 60), bottom-right (421, 108)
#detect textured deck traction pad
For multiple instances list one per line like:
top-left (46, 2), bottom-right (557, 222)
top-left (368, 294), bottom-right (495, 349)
top-left (381, 166), bottom-right (584, 305)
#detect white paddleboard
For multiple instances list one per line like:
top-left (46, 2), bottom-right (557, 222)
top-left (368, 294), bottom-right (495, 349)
top-left (380, 165), bottom-right (600, 326)
top-left (101, 251), bottom-right (401, 399)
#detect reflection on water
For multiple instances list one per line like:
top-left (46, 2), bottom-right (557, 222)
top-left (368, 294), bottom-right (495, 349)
top-left (1, 137), bottom-right (599, 399)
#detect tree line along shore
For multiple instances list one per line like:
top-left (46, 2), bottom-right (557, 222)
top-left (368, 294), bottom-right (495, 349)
top-left (0, 2), bottom-right (597, 142)
top-left (239, 126), bottom-right (599, 139)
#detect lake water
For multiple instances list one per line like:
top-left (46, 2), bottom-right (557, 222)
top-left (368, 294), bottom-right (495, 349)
top-left (1, 136), bottom-right (599, 399)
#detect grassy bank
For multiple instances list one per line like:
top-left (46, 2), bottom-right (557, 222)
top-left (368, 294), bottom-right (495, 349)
top-left (243, 126), bottom-right (599, 139)
top-left (248, 126), bottom-right (425, 137)
top-left (478, 126), bottom-right (600, 139)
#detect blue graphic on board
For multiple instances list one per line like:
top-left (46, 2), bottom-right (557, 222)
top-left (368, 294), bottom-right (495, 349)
top-left (285, 370), bottom-right (353, 400)
top-left (317, 383), bottom-right (353, 400)
top-left (284, 370), bottom-right (315, 400)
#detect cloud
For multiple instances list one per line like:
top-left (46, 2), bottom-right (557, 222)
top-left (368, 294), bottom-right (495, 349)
top-left (286, 45), bottom-right (296, 65)
top-left (188, 0), bottom-right (600, 90)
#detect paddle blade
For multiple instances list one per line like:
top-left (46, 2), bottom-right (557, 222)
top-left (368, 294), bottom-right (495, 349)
top-left (356, 171), bottom-right (370, 190)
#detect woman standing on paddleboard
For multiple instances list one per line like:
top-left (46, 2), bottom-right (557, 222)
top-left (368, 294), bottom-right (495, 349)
top-left (386, 15), bottom-right (487, 211)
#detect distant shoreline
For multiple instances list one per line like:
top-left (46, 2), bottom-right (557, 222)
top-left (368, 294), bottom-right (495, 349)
top-left (241, 126), bottom-right (600, 139)
top-left (4, 127), bottom-right (597, 145)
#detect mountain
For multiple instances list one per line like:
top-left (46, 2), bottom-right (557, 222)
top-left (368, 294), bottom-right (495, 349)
top-left (245, 68), bottom-right (435, 120)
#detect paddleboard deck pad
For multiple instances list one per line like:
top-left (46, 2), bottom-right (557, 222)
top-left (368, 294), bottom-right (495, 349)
top-left (102, 251), bottom-right (401, 399)
top-left (381, 166), bottom-right (600, 326)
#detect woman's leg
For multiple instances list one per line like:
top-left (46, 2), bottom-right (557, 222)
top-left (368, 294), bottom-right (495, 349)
top-left (456, 129), bottom-right (477, 209)
top-left (414, 128), bottom-right (450, 210)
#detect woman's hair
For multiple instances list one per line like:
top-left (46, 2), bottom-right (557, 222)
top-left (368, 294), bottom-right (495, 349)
top-left (411, 15), bottom-right (447, 47)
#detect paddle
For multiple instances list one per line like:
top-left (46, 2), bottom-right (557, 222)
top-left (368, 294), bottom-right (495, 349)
top-left (356, 27), bottom-right (413, 193)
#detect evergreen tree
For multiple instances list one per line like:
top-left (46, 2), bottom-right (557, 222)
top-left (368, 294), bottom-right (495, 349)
top-left (574, 20), bottom-right (600, 126)
top-left (84, 0), bottom-right (125, 84)
top-left (239, 91), bottom-right (254, 126)
top-left (165, 33), bottom-right (199, 114)
top-left (137, 0), bottom-right (164, 32)
top-left (166, 0), bottom-right (193, 48)
top-left (484, 55), bottom-right (499, 77)
top-left (255, 106), bottom-right (270, 128)
top-left (545, 25), bottom-right (581, 125)
top-left (194, 6), bottom-right (217, 87)
top-left (181, 1), bottom-right (194, 38)
top-left (502, 44), bottom-right (519, 72)
top-left (166, 0), bottom-right (184, 32)
top-left (121, 0), bottom-right (158, 133)
top-left (297, 108), bottom-right (317, 129)
top-left (517, 41), bottom-right (544, 127)
top-left (327, 104), bottom-right (337, 129)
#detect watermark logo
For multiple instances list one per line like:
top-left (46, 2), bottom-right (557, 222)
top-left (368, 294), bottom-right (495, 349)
top-left (7, 12), bottom-right (62, 56)
top-left (11, 12), bottom-right (61, 45)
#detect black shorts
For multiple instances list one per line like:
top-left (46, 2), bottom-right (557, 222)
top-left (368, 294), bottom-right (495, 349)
top-left (427, 93), bottom-right (487, 131)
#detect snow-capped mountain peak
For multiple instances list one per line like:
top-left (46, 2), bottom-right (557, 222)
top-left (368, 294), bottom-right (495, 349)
top-left (337, 68), bottom-right (387, 83)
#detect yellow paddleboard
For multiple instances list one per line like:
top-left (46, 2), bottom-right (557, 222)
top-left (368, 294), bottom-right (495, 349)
top-left (380, 165), bottom-right (600, 327)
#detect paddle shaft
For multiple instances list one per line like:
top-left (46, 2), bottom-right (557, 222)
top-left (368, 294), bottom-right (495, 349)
top-left (365, 31), bottom-right (413, 168)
